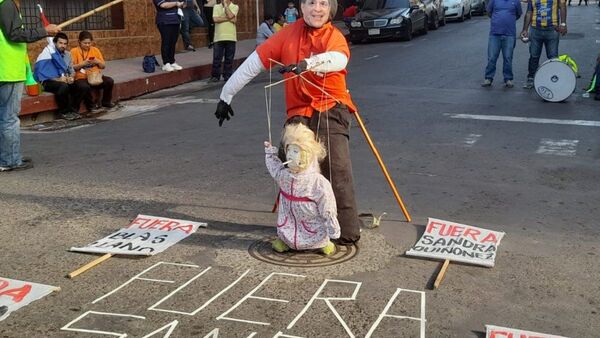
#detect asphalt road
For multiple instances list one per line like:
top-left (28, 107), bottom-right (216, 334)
top-left (1, 6), bottom-right (600, 338)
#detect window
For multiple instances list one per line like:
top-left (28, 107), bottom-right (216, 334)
top-left (19, 0), bottom-right (124, 31)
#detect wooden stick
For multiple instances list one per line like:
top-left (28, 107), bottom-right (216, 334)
top-left (57, 0), bottom-right (124, 29)
top-left (67, 253), bottom-right (113, 279)
top-left (433, 259), bottom-right (450, 289)
top-left (353, 111), bottom-right (412, 222)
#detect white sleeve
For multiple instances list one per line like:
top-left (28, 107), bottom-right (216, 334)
top-left (304, 51), bottom-right (348, 73)
top-left (219, 51), bottom-right (266, 104)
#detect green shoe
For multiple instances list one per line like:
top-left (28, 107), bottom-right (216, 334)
top-left (321, 241), bottom-right (336, 255)
top-left (272, 239), bottom-right (290, 253)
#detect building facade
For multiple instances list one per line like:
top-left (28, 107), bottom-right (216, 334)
top-left (22, 0), bottom-right (261, 61)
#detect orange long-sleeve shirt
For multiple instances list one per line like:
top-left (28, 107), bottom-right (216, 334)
top-left (256, 20), bottom-right (357, 119)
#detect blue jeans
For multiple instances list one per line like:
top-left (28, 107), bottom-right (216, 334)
top-left (527, 27), bottom-right (560, 79)
top-left (0, 82), bottom-right (23, 167)
top-left (485, 34), bottom-right (516, 82)
top-left (180, 8), bottom-right (205, 47)
top-left (212, 41), bottom-right (236, 80)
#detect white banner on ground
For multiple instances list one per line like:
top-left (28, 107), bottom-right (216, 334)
top-left (405, 217), bottom-right (505, 267)
top-left (70, 215), bottom-right (207, 256)
top-left (0, 277), bottom-right (58, 321)
top-left (486, 325), bottom-right (570, 338)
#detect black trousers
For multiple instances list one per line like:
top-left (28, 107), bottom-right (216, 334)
top-left (212, 41), bottom-right (236, 80)
top-left (203, 6), bottom-right (215, 44)
top-left (42, 79), bottom-right (89, 114)
top-left (282, 104), bottom-right (362, 244)
top-left (157, 23), bottom-right (180, 65)
top-left (74, 76), bottom-right (114, 108)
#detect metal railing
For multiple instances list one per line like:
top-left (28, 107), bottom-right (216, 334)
top-left (19, 0), bottom-right (124, 30)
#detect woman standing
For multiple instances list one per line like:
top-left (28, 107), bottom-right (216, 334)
top-left (204, 0), bottom-right (216, 48)
top-left (153, 0), bottom-right (185, 72)
top-left (71, 31), bottom-right (115, 109)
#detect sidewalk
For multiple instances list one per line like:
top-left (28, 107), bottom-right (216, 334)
top-left (20, 39), bottom-right (257, 119)
top-left (20, 22), bottom-right (350, 121)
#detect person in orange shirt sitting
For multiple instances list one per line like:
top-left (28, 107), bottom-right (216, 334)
top-left (214, 0), bottom-right (361, 245)
top-left (272, 14), bottom-right (287, 32)
top-left (71, 31), bottom-right (115, 110)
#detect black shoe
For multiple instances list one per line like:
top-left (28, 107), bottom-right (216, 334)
top-left (332, 237), bottom-right (360, 246)
top-left (86, 104), bottom-right (100, 112)
top-left (102, 102), bottom-right (116, 108)
top-left (208, 42), bottom-right (214, 49)
top-left (62, 112), bottom-right (82, 121)
top-left (207, 77), bottom-right (220, 83)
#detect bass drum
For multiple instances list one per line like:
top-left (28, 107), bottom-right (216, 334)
top-left (534, 58), bottom-right (576, 102)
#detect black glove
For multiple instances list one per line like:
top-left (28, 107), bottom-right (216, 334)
top-left (215, 99), bottom-right (234, 127)
top-left (279, 60), bottom-right (308, 75)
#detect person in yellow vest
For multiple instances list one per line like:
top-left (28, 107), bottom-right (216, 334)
top-left (0, 0), bottom-right (59, 172)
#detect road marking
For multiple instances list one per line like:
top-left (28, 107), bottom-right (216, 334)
top-left (364, 55), bottom-right (379, 60)
top-left (447, 114), bottom-right (600, 127)
top-left (176, 98), bottom-right (220, 104)
top-left (536, 139), bottom-right (579, 156)
top-left (463, 133), bottom-right (482, 147)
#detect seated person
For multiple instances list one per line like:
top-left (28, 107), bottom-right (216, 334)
top-left (33, 32), bottom-right (88, 120)
top-left (71, 30), bottom-right (115, 109)
top-left (256, 15), bottom-right (274, 46)
top-left (272, 14), bottom-right (287, 33)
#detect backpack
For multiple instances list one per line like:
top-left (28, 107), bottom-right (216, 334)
top-left (143, 55), bottom-right (160, 73)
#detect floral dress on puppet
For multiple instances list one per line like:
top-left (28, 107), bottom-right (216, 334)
top-left (264, 124), bottom-right (340, 255)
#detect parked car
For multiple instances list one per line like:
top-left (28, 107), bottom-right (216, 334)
top-left (348, 0), bottom-right (428, 43)
top-left (421, 0), bottom-right (446, 30)
top-left (444, 0), bottom-right (471, 21)
top-left (470, 0), bottom-right (486, 15)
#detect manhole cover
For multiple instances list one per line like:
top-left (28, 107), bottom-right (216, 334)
top-left (248, 237), bottom-right (359, 267)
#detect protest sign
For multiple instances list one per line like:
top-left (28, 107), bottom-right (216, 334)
top-left (0, 277), bottom-right (58, 321)
top-left (70, 215), bottom-right (207, 256)
top-left (486, 325), bottom-right (570, 338)
top-left (406, 217), bottom-right (505, 267)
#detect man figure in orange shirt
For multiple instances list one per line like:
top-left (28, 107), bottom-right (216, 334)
top-left (214, 0), bottom-right (361, 245)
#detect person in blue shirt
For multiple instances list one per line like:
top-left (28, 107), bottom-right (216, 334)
top-left (180, 0), bottom-right (205, 51)
top-left (153, 0), bottom-right (185, 72)
top-left (284, 1), bottom-right (299, 23)
top-left (482, 0), bottom-right (522, 88)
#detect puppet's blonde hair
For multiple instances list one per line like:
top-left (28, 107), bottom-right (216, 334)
top-left (282, 123), bottom-right (326, 162)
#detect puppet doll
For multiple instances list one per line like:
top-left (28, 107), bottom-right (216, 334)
top-left (264, 123), bottom-right (340, 255)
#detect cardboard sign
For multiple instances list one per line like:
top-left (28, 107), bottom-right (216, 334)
top-left (486, 325), bottom-right (570, 338)
top-left (70, 215), bottom-right (207, 256)
top-left (405, 218), bottom-right (505, 267)
top-left (0, 277), bottom-right (57, 321)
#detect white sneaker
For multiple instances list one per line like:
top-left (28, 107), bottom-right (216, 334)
top-left (171, 63), bottom-right (183, 71)
top-left (162, 63), bottom-right (174, 72)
